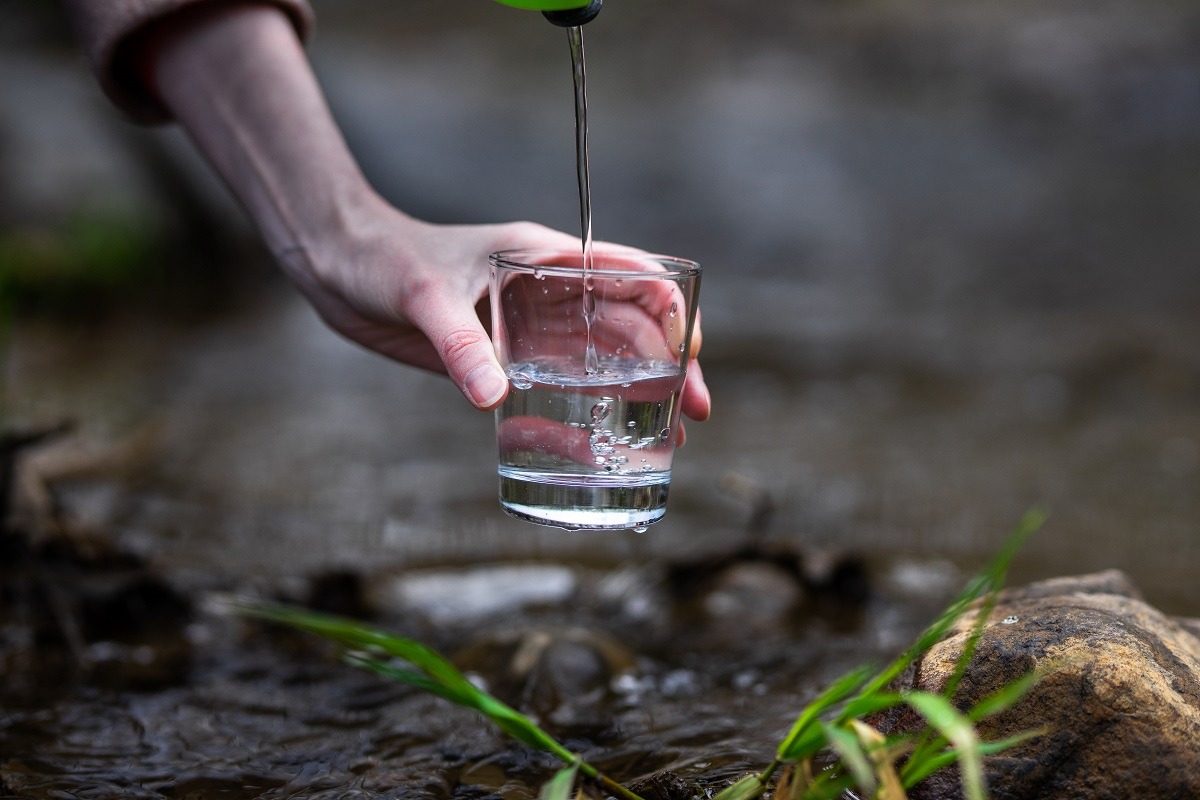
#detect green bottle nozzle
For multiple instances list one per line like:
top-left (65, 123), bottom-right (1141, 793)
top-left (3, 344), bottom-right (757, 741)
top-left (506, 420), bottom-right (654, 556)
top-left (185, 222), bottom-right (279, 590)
top-left (495, 0), bottom-right (603, 26)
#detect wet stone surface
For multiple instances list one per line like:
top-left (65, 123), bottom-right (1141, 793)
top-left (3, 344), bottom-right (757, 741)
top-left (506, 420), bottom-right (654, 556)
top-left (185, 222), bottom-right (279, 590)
top-left (886, 571), bottom-right (1200, 800)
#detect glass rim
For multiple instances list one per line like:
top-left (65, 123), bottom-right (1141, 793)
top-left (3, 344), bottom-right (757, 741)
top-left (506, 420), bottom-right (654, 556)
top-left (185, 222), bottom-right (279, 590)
top-left (489, 248), bottom-right (701, 279)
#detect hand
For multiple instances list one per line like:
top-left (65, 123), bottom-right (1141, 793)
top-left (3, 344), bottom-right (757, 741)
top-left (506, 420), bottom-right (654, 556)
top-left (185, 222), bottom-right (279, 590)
top-left (277, 197), bottom-right (712, 420)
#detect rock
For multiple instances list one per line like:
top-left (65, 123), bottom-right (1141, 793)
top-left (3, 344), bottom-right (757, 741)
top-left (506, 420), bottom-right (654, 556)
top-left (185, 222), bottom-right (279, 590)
top-left (703, 561), bottom-right (806, 622)
top-left (455, 627), bottom-right (636, 723)
top-left (881, 570), bottom-right (1200, 800)
top-left (381, 564), bottom-right (577, 626)
top-left (627, 769), bottom-right (703, 800)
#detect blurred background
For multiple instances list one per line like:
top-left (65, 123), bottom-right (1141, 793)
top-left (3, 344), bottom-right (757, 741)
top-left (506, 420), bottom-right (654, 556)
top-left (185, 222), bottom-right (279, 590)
top-left (3, 0), bottom-right (1199, 612)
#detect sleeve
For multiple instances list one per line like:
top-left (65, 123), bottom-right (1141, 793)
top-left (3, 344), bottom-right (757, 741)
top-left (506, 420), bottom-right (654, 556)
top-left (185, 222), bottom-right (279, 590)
top-left (59, 0), bottom-right (316, 124)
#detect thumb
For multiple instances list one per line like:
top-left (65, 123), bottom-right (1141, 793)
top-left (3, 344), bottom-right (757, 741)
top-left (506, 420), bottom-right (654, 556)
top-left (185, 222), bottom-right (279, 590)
top-left (411, 297), bottom-right (509, 411)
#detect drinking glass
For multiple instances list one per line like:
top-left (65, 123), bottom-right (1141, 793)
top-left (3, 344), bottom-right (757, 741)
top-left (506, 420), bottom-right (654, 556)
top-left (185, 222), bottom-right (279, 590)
top-left (489, 249), bottom-right (702, 531)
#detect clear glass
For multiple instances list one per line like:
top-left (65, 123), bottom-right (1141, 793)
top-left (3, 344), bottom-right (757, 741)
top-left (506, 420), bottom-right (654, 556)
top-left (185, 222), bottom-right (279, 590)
top-left (489, 249), bottom-right (701, 531)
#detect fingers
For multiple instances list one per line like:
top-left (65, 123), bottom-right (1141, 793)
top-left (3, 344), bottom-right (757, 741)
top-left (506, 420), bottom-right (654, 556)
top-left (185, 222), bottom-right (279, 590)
top-left (690, 308), bottom-right (703, 360)
top-left (408, 289), bottom-right (509, 411)
top-left (681, 359), bottom-right (711, 422)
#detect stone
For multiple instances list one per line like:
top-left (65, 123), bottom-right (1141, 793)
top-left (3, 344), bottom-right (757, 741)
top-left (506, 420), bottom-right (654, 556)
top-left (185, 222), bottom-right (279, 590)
top-left (455, 627), bottom-right (637, 723)
top-left (381, 564), bottom-right (577, 626)
top-left (880, 570), bottom-right (1200, 800)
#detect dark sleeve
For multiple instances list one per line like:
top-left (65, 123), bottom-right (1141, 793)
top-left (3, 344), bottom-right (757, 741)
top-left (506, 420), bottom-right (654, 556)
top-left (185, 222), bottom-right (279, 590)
top-left (59, 0), bottom-right (316, 124)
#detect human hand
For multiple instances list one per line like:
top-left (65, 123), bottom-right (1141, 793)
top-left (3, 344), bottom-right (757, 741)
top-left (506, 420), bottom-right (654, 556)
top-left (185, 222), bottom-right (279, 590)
top-left (275, 197), bottom-right (711, 422)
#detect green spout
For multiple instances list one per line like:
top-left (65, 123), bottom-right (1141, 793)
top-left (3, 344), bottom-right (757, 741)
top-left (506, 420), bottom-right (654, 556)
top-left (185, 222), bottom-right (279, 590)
top-left (495, 0), bottom-right (589, 9)
top-left (496, 0), bottom-right (603, 26)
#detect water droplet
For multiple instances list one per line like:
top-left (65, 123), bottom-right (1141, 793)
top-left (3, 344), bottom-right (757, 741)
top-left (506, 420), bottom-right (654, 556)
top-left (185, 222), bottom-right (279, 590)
top-left (1002, 615), bottom-right (1020, 625)
top-left (668, 302), bottom-right (678, 318)
top-left (659, 428), bottom-right (671, 441)
top-left (620, 382), bottom-right (632, 388)
top-left (614, 279), bottom-right (623, 287)
top-left (509, 371), bottom-right (534, 390)
top-left (633, 526), bottom-right (649, 533)
top-left (533, 268), bottom-right (544, 280)
top-left (591, 402), bottom-right (611, 422)
top-left (627, 421), bottom-right (637, 428)
top-left (678, 342), bottom-right (686, 353)
top-left (541, 286), bottom-right (549, 295)
top-left (594, 456), bottom-right (606, 465)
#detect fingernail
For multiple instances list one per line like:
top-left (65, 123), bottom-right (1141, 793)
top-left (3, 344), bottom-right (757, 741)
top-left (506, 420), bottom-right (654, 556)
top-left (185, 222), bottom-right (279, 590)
top-left (465, 364), bottom-right (508, 409)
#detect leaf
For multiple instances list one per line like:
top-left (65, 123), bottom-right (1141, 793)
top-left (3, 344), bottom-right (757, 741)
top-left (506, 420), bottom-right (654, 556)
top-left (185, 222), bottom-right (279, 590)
top-left (902, 728), bottom-right (1048, 788)
top-left (903, 692), bottom-right (985, 800)
top-left (850, 720), bottom-right (907, 800)
top-left (852, 509), bottom-right (1045, 707)
top-left (776, 665), bottom-right (873, 761)
top-left (772, 765), bottom-right (799, 800)
top-left (710, 774), bottom-right (766, 800)
top-left (943, 509), bottom-right (1045, 702)
top-left (840, 692), bottom-right (907, 721)
top-left (540, 762), bottom-right (579, 800)
top-left (821, 722), bottom-right (876, 794)
top-left (968, 670), bottom-right (1042, 722)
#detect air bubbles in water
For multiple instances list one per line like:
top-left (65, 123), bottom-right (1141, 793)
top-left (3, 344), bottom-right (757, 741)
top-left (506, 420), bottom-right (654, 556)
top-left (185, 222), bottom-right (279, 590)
top-left (659, 428), bottom-right (671, 441)
top-left (632, 525), bottom-right (649, 533)
top-left (509, 372), bottom-right (534, 390)
top-left (591, 401), bottom-right (610, 422)
top-left (668, 302), bottom-right (678, 318)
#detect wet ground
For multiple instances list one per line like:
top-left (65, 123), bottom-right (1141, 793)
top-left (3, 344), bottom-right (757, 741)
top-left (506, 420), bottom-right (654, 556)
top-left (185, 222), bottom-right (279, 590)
top-left (3, 0), bottom-right (1200, 796)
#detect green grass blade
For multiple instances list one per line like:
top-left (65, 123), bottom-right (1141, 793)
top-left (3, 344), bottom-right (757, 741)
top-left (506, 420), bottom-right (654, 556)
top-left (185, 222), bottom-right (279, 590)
top-left (903, 692), bottom-right (984, 800)
top-left (902, 729), bottom-right (1047, 788)
top-left (820, 723), bottom-right (876, 794)
top-left (851, 578), bottom-right (986, 705)
top-left (235, 601), bottom-right (480, 698)
top-left (942, 509), bottom-right (1045, 702)
top-left (711, 774), bottom-right (767, 800)
top-left (840, 691), bottom-right (907, 720)
top-left (233, 600), bottom-right (578, 761)
top-left (475, 696), bottom-right (579, 760)
top-left (343, 652), bottom-right (468, 704)
top-left (852, 509), bottom-right (1044, 707)
top-left (776, 665), bottom-right (873, 761)
top-left (539, 762), bottom-right (579, 800)
top-left (968, 670), bottom-right (1041, 722)
top-left (803, 771), bottom-right (859, 800)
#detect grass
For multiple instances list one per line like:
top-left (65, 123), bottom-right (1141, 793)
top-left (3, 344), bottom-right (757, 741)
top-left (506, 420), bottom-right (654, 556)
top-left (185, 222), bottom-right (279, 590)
top-left (231, 509), bottom-right (1048, 800)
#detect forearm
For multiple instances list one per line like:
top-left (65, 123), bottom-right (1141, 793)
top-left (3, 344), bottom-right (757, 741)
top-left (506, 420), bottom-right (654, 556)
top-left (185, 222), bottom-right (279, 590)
top-left (147, 3), bottom-right (385, 261)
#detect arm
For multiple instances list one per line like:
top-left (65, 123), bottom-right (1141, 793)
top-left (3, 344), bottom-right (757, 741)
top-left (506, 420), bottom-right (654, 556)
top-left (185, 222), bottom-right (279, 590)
top-left (142, 3), bottom-right (711, 419)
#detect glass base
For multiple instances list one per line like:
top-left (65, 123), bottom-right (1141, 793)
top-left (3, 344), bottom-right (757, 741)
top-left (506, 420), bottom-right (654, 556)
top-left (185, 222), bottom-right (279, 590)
top-left (498, 467), bottom-right (669, 531)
